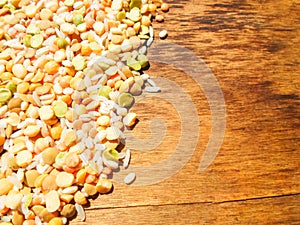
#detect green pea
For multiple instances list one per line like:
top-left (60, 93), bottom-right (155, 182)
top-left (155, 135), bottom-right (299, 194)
top-left (55, 152), bottom-right (68, 168)
top-left (129, 0), bottom-right (141, 9)
top-left (98, 62), bottom-right (110, 70)
top-left (119, 82), bottom-right (129, 93)
top-left (0, 88), bottom-right (12, 104)
top-left (103, 149), bottom-right (119, 162)
top-left (137, 54), bottom-right (149, 68)
top-left (27, 24), bottom-right (40, 35)
top-left (140, 25), bottom-right (149, 35)
top-left (4, 33), bottom-right (11, 40)
top-left (5, 81), bottom-right (17, 93)
top-left (117, 92), bottom-right (134, 108)
top-left (53, 101), bottom-right (68, 117)
top-left (127, 58), bottom-right (141, 71)
top-left (23, 35), bottom-right (32, 47)
top-left (3, 3), bottom-right (15, 12)
top-left (98, 86), bottom-right (112, 99)
top-left (24, 193), bottom-right (33, 208)
top-left (57, 38), bottom-right (68, 48)
top-left (73, 14), bottom-right (84, 26)
top-left (117, 11), bottom-right (126, 21)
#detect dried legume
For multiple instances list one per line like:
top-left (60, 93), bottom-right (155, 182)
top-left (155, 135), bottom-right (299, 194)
top-left (159, 29), bottom-right (168, 39)
top-left (60, 204), bottom-right (76, 218)
top-left (96, 178), bottom-right (113, 194)
top-left (45, 190), bottom-right (60, 213)
top-left (74, 191), bottom-right (87, 205)
top-left (56, 172), bottom-right (74, 188)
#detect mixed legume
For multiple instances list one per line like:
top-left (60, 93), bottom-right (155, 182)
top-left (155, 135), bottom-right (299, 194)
top-left (0, 0), bottom-right (169, 223)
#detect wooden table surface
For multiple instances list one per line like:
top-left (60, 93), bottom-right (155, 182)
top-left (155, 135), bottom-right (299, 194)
top-left (73, 0), bottom-right (300, 224)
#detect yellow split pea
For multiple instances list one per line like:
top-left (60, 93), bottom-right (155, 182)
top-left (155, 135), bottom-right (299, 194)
top-left (39, 105), bottom-right (55, 120)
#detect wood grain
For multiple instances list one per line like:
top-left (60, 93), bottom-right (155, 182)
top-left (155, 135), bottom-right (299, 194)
top-left (73, 0), bottom-right (300, 224)
top-left (74, 195), bottom-right (300, 225)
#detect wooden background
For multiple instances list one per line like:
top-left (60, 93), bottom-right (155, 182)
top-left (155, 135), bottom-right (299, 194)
top-left (73, 0), bottom-right (300, 224)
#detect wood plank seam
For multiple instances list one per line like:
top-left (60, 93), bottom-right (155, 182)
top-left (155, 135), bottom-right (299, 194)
top-left (85, 192), bottom-right (300, 211)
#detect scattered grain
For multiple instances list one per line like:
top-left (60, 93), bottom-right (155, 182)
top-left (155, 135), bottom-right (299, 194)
top-left (124, 172), bottom-right (136, 184)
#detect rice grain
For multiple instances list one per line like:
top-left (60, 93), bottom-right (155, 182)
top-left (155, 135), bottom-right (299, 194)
top-left (124, 172), bottom-right (136, 185)
top-left (123, 149), bottom-right (131, 169)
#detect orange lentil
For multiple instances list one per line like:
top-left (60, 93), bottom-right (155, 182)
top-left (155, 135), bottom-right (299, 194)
top-left (44, 61), bottom-right (60, 75)
top-left (0, 136), bottom-right (5, 146)
top-left (62, 165), bottom-right (77, 173)
top-left (65, 152), bottom-right (80, 168)
top-left (85, 174), bottom-right (96, 184)
top-left (61, 94), bottom-right (72, 105)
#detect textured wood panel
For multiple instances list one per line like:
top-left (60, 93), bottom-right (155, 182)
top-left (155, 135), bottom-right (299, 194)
top-left (72, 0), bottom-right (300, 224)
top-left (74, 195), bottom-right (300, 224)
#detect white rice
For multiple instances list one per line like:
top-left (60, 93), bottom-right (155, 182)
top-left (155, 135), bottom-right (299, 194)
top-left (90, 73), bottom-right (103, 81)
top-left (62, 60), bottom-right (73, 67)
top-left (95, 143), bottom-right (106, 151)
top-left (36, 163), bottom-right (50, 174)
top-left (124, 172), bottom-right (136, 185)
top-left (139, 45), bottom-right (147, 55)
top-left (88, 111), bottom-right (101, 117)
top-left (147, 78), bottom-right (157, 87)
top-left (123, 149), bottom-right (131, 169)
top-left (75, 203), bottom-right (86, 221)
top-left (76, 130), bottom-right (85, 140)
top-left (149, 26), bottom-right (154, 37)
top-left (87, 84), bottom-right (100, 93)
top-left (3, 140), bottom-right (10, 154)
top-left (92, 150), bottom-right (101, 163)
top-left (4, 39), bottom-right (24, 49)
top-left (102, 156), bottom-right (119, 170)
top-left (7, 174), bottom-right (22, 190)
top-left (26, 139), bottom-right (34, 152)
top-left (14, 52), bottom-right (25, 64)
top-left (63, 87), bottom-right (74, 95)
top-left (1, 216), bottom-right (11, 222)
top-left (0, 118), bottom-right (7, 128)
top-left (10, 130), bottom-right (23, 138)
top-left (36, 46), bottom-right (50, 57)
top-left (62, 217), bottom-right (68, 225)
top-left (16, 120), bottom-right (27, 129)
top-left (43, 35), bottom-right (56, 46)
top-left (32, 91), bottom-right (42, 107)
top-left (62, 186), bottom-right (78, 194)
top-left (0, 196), bottom-right (6, 210)
top-left (16, 169), bottom-right (24, 181)
top-left (145, 86), bottom-right (161, 93)
top-left (146, 37), bottom-right (154, 47)
top-left (35, 216), bottom-right (42, 225)
top-left (85, 137), bottom-right (94, 149)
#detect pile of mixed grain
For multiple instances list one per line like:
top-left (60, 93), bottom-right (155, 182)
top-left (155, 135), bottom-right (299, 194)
top-left (0, 0), bottom-right (169, 224)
